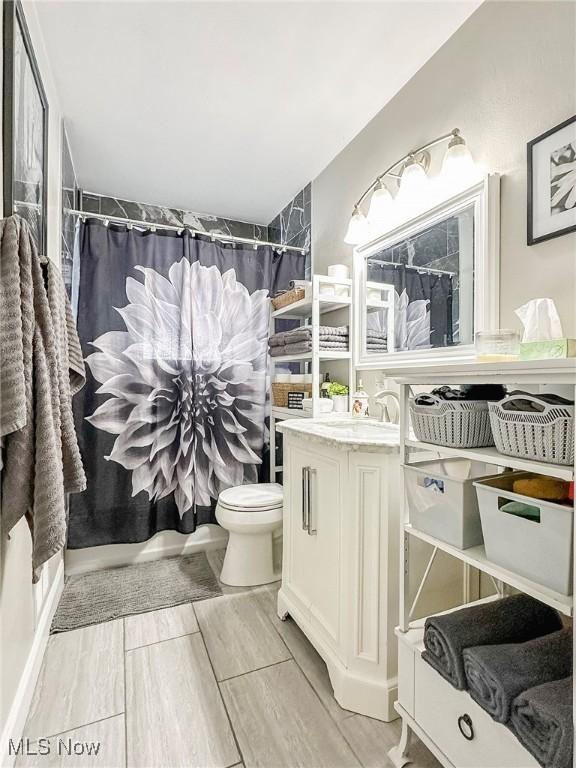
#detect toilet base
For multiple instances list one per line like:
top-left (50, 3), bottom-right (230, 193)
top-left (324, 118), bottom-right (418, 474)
top-left (220, 530), bottom-right (280, 587)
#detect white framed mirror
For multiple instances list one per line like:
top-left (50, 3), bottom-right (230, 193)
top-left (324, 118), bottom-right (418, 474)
top-left (353, 174), bottom-right (500, 369)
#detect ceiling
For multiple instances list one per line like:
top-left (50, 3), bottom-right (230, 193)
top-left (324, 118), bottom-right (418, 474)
top-left (36, 0), bottom-right (480, 224)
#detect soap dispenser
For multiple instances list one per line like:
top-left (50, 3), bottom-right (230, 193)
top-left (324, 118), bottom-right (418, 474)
top-left (352, 378), bottom-right (369, 418)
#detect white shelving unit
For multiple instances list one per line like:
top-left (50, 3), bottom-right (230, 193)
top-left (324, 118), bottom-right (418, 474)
top-left (386, 359), bottom-right (576, 768)
top-left (269, 274), bottom-right (355, 479)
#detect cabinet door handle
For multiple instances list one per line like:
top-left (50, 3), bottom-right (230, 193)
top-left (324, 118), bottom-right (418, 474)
top-left (307, 468), bottom-right (317, 536)
top-left (457, 714), bottom-right (474, 741)
top-left (301, 466), bottom-right (309, 531)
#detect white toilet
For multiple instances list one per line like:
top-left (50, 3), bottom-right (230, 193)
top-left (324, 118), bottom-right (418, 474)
top-left (215, 483), bottom-right (283, 587)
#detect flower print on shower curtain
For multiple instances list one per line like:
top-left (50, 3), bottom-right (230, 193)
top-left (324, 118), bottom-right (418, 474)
top-left (84, 258), bottom-right (270, 516)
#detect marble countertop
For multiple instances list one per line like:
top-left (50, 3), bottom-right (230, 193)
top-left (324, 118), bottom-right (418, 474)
top-left (276, 417), bottom-right (401, 452)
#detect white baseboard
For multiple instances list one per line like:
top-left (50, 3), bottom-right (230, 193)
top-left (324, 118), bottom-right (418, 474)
top-left (64, 523), bottom-right (228, 576)
top-left (0, 559), bottom-right (64, 768)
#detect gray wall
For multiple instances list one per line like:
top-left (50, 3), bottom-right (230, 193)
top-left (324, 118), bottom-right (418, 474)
top-left (312, 1), bottom-right (576, 337)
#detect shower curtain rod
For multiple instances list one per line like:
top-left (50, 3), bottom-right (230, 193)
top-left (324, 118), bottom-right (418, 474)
top-left (371, 257), bottom-right (456, 277)
top-left (65, 208), bottom-right (309, 254)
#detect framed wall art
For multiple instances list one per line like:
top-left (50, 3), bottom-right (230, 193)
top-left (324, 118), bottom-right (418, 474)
top-left (528, 115), bottom-right (576, 245)
top-left (2, 0), bottom-right (49, 254)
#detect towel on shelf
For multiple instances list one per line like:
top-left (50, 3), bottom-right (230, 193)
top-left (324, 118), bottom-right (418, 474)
top-left (280, 325), bottom-right (349, 344)
top-left (0, 215), bottom-right (86, 582)
top-left (463, 628), bottom-right (572, 723)
top-left (366, 329), bottom-right (387, 340)
top-left (511, 676), bottom-right (573, 768)
top-left (422, 594), bottom-right (563, 690)
top-left (270, 339), bottom-right (349, 357)
top-left (269, 332), bottom-right (287, 347)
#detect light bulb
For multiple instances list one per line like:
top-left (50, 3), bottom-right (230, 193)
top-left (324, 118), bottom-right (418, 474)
top-left (441, 131), bottom-right (476, 183)
top-left (344, 207), bottom-right (369, 245)
top-left (367, 181), bottom-right (394, 225)
top-left (398, 157), bottom-right (429, 202)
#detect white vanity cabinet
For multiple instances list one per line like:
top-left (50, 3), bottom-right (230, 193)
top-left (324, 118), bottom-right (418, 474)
top-left (277, 420), bottom-right (401, 721)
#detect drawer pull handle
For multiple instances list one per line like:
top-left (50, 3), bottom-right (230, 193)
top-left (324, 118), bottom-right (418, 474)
top-left (458, 714), bottom-right (474, 741)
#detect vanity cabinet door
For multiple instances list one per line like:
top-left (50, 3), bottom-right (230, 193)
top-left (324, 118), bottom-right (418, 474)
top-left (283, 442), bottom-right (319, 619)
top-left (305, 448), bottom-right (343, 652)
top-left (283, 439), bottom-right (343, 652)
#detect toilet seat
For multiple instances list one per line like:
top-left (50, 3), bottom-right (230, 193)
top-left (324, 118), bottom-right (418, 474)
top-left (218, 483), bottom-right (283, 513)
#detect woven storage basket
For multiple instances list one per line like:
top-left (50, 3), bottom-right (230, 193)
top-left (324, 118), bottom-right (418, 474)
top-left (489, 394), bottom-right (574, 465)
top-left (271, 288), bottom-right (305, 310)
top-left (272, 383), bottom-right (312, 408)
top-left (410, 395), bottom-right (494, 448)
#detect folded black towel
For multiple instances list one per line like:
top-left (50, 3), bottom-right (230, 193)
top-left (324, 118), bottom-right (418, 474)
top-left (511, 676), bottom-right (573, 768)
top-left (463, 628), bottom-right (572, 723)
top-left (422, 595), bottom-right (563, 690)
top-left (414, 384), bottom-right (507, 405)
top-left (502, 390), bottom-right (575, 412)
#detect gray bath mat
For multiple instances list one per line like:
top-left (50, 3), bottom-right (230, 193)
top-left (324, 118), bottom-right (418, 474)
top-left (51, 551), bottom-right (222, 633)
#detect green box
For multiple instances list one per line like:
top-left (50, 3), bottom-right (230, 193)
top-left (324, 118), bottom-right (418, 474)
top-left (519, 338), bottom-right (576, 360)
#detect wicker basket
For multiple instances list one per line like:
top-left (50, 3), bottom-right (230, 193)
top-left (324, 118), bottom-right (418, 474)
top-left (272, 383), bottom-right (313, 408)
top-left (410, 395), bottom-right (494, 448)
top-left (271, 288), bottom-right (305, 310)
top-left (489, 394), bottom-right (574, 465)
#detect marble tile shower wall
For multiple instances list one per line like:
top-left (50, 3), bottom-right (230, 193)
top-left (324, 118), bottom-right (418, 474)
top-left (61, 129), bottom-right (78, 292)
top-left (80, 192), bottom-right (269, 242)
top-left (267, 183), bottom-right (311, 251)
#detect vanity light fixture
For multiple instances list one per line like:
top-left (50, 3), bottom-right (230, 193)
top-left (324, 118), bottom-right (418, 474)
top-left (344, 205), bottom-right (370, 245)
top-left (441, 129), bottom-right (476, 182)
top-left (397, 153), bottom-right (430, 200)
top-left (367, 180), bottom-right (394, 224)
top-left (344, 128), bottom-right (476, 244)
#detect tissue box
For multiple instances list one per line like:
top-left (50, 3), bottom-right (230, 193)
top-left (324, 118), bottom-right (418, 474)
top-left (520, 339), bottom-right (576, 360)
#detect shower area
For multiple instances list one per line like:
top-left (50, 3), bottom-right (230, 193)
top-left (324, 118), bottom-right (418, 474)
top-left (63, 184), bottom-right (309, 574)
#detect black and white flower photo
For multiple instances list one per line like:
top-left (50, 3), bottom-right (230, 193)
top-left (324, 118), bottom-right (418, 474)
top-left (550, 141), bottom-right (576, 214)
top-left (528, 115), bottom-right (576, 245)
top-left (84, 259), bottom-right (270, 516)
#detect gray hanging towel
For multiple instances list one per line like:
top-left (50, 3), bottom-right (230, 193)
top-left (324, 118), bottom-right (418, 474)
top-left (1, 215), bottom-right (86, 581)
top-left (0, 216), bottom-right (33, 437)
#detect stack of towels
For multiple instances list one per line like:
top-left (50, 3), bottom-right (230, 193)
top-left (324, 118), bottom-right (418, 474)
top-left (422, 594), bottom-right (572, 768)
top-left (269, 326), bottom-right (349, 356)
top-left (366, 329), bottom-right (388, 353)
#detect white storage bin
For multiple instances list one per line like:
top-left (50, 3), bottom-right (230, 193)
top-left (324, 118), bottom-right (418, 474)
top-left (475, 472), bottom-right (573, 595)
top-left (405, 458), bottom-right (498, 549)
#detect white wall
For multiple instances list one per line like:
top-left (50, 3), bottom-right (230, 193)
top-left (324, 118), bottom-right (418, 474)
top-left (0, 0), bottom-right (66, 751)
top-left (312, 0), bottom-right (576, 339)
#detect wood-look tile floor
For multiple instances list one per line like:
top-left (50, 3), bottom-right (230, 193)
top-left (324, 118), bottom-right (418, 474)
top-left (17, 550), bottom-right (440, 768)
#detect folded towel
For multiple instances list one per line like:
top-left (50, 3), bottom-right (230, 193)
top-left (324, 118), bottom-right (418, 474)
top-left (511, 676), bottom-right (573, 768)
top-left (463, 628), bottom-right (572, 723)
top-left (279, 326), bottom-right (349, 345)
top-left (269, 332), bottom-right (286, 347)
top-left (422, 595), bottom-right (563, 690)
top-left (366, 330), bottom-right (387, 340)
top-left (269, 339), bottom-right (349, 357)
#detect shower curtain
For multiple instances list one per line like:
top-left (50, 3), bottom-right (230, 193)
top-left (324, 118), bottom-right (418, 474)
top-left (367, 263), bottom-right (454, 351)
top-left (69, 219), bottom-right (305, 548)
